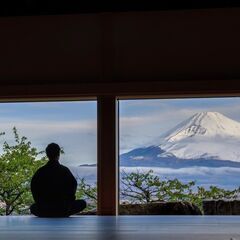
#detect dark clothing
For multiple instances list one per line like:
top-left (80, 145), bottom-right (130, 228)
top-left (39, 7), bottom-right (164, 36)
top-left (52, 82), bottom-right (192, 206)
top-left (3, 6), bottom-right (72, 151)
top-left (30, 161), bottom-right (86, 217)
top-left (30, 200), bottom-right (86, 218)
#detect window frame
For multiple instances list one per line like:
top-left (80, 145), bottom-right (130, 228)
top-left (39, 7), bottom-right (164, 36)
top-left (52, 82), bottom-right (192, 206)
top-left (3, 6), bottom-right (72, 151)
top-left (1, 79), bottom-right (240, 215)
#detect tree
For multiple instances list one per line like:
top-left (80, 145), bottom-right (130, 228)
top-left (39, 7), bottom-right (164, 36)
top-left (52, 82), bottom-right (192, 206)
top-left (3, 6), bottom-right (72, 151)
top-left (120, 169), bottom-right (240, 210)
top-left (0, 127), bottom-right (47, 215)
top-left (75, 178), bottom-right (97, 211)
top-left (193, 186), bottom-right (240, 209)
top-left (156, 178), bottom-right (196, 203)
top-left (121, 170), bottom-right (161, 203)
top-left (0, 126), bottom-right (239, 215)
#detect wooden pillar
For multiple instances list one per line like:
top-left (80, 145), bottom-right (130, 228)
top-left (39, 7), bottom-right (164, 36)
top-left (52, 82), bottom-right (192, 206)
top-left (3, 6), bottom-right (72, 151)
top-left (97, 96), bottom-right (118, 215)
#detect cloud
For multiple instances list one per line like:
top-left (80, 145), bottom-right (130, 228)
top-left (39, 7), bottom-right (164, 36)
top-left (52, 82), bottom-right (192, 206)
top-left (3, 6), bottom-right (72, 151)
top-left (120, 116), bottom-right (157, 127)
top-left (0, 118), bottom-right (96, 137)
top-left (121, 166), bottom-right (202, 176)
top-left (73, 166), bottom-right (240, 189)
top-left (0, 118), bottom-right (97, 166)
top-left (119, 109), bottom-right (199, 152)
top-left (119, 166), bottom-right (240, 189)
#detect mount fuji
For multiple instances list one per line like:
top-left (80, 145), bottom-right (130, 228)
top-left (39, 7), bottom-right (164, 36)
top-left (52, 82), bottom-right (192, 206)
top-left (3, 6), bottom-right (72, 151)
top-left (120, 112), bottom-right (240, 168)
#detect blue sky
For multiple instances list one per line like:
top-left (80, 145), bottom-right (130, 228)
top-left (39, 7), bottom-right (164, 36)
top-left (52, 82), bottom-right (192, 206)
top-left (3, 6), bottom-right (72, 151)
top-left (1, 97), bottom-right (240, 166)
top-left (0, 101), bottom-right (97, 166)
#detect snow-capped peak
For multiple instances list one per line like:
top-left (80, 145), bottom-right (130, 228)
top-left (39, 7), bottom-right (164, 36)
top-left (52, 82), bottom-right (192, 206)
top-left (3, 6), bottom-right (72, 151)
top-left (163, 111), bottom-right (240, 143)
top-left (156, 112), bottom-right (240, 161)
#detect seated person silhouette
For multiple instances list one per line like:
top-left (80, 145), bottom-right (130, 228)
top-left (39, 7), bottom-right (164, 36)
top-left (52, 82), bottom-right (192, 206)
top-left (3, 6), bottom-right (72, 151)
top-left (30, 143), bottom-right (86, 217)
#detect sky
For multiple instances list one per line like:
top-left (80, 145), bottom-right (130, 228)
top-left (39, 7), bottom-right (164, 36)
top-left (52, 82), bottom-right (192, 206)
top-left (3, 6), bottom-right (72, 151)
top-left (0, 101), bottom-right (97, 166)
top-left (119, 97), bottom-right (240, 153)
top-left (1, 97), bottom-right (240, 166)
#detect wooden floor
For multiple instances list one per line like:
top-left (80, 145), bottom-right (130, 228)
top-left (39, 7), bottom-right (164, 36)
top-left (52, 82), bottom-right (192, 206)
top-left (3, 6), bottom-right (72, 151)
top-left (0, 216), bottom-right (240, 240)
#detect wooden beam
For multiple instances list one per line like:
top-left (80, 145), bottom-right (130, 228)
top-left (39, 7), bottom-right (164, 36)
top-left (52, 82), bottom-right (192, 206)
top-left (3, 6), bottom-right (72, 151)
top-left (1, 79), bottom-right (240, 101)
top-left (97, 96), bottom-right (118, 215)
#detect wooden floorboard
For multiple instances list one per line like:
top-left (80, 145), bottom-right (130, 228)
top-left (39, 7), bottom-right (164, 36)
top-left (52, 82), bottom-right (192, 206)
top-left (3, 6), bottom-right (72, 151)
top-left (0, 216), bottom-right (240, 240)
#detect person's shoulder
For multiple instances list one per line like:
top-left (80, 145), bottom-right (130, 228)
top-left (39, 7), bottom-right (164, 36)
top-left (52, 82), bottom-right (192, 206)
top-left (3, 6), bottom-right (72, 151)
top-left (31, 164), bottom-right (47, 183)
top-left (35, 164), bottom-right (46, 174)
top-left (59, 164), bottom-right (76, 178)
top-left (59, 164), bottom-right (72, 173)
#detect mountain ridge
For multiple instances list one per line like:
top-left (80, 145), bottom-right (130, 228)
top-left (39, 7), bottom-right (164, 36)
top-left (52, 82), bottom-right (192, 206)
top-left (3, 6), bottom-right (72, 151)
top-left (162, 112), bottom-right (240, 142)
top-left (120, 112), bottom-right (240, 167)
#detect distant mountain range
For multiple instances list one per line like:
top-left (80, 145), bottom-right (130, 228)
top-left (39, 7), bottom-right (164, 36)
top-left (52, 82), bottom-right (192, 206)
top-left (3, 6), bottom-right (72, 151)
top-left (78, 164), bottom-right (96, 167)
top-left (120, 112), bottom-right (240, 168)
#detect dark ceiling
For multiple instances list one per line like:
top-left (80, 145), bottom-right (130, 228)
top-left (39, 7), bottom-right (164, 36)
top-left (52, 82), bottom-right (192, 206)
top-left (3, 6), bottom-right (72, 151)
top-left (1, 0), bottom-right (240, 16)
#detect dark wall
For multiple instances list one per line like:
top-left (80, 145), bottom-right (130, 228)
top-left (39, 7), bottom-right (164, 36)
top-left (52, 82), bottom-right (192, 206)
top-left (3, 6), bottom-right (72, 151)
top-left (113, 10), bottom-right (240, 82)
top-left (0, 14), bottom-right (101, 82)
top-left (0, 8), bottom-right (240, 98)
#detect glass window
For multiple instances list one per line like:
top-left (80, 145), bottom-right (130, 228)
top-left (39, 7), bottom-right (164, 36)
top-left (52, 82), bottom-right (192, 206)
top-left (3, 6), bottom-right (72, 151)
top-left (0, 101), bottom-right (97, 215)
top-left (119, 98), bottom-right (240, 215)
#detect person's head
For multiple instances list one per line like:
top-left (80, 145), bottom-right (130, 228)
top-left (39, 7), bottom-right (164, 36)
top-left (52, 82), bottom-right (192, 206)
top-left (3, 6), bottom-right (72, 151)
top-left (46, 143), bottom-right (61, 162)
